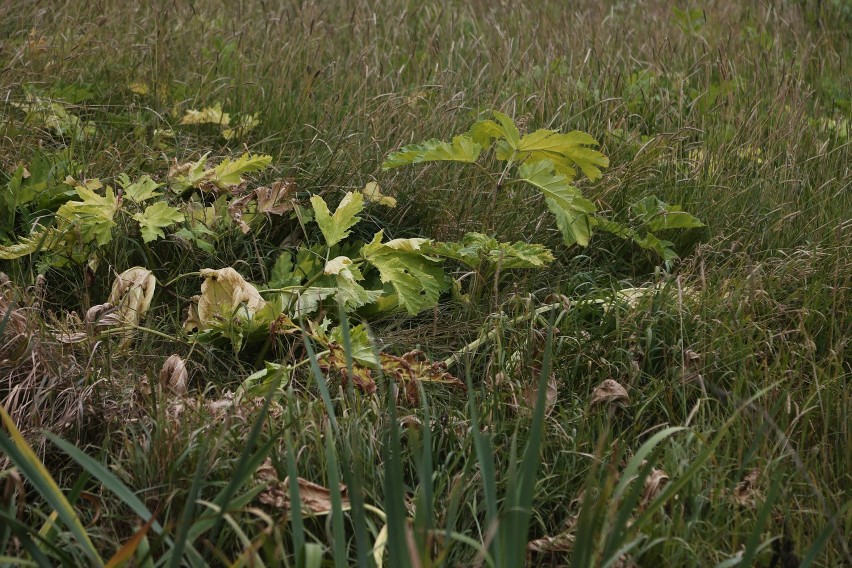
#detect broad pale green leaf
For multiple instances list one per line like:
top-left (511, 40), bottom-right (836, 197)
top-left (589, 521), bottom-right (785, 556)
top-left (489, 240), bottom-right (554, 269)
top-left (323, 257), bottom-right (383, 310)
top-left (56, 185), bottom-right (120, 246)
top-left (334, 275), bottom-right (383, 311)
top-left (132, 201), bottom-right (185, 242)
top-left (117, 174), bottom-right (162, 203)
top-left (517, 160), bottom-right (597, 246)
top-left (211, 153), bottom-right (272, 189)
top-left (631, 196), bottom-right (704, 231)
top-left (500, 129), bottom-right (609, 180)
top-left (361, 231), bottom-right (448, 315)
top-left (382, 136), bottom-right (481, 170)
top-left (310, 192), bottom-right (364, 246)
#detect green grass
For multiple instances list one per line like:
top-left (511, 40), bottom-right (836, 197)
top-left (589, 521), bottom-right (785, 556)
top-left (1, 0), bottom-right (850, 566)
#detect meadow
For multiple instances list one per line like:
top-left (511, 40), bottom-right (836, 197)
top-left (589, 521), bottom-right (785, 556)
top-left (0, 1), bottom-right (850, 566)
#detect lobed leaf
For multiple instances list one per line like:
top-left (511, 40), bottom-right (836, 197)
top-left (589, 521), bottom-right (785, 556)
top-left (132, 201), bottom-right (184, 242)
top-left (361, 231), bottom-right (447, 315)
top-left (382, 135), bottom-right (481, 170)
top-left (310, 192), bottom-right (364, 247)
top-left (517, 160), bottom-right (596, 246)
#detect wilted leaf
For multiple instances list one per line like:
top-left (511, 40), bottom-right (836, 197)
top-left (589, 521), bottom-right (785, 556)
top-left (310, 192), bottom-right (364, 247)
top-left (641, 466), bottom-right (670, 507)
top-left (107, 267), bottom-right (156, 328)
top-left (361, 181), bottom-right (397, 208)
top-left (256, 458), bottom-right (350, 515)
top-left (379, 349), bottom-right (465, 405)
top-left (590, 379), bottom-right (630, 409)
top-left (522, 374), bottom-right (558, 416)
top-left (732, 468), bottom-right (761, 507)
top-left (187, 267), bottom-right (265, 330)
top-left (320, 343), bottom-right (377, 394)
top-left (255, 179), bottom-right (296, 215)
top-left (324, 256), bottom-right (353, 276)
top-left (159, 354), bottom-right (188, 395)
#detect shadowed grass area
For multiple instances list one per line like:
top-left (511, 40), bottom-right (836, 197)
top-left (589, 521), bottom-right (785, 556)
top-left (1, 0), bottom-right (849, 566)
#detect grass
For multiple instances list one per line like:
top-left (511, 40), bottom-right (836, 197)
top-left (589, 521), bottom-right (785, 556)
top-left (1, 0), bottom-right (850, 566)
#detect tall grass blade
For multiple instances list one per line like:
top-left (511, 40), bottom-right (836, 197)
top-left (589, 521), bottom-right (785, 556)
top-left (0, 405), bottom-right (103, 566)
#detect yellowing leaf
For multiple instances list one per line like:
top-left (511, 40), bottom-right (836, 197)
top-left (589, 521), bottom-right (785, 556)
top-left (382, 135), bottom-right (482, 170)
top-left (180, 102), bottom-right (230, 126)
top-left (361, 182), bottom-right (397, 207)
top-left (128, 82), bottom-right (149, 95)
top-left (310, 192), bottom-right (364, 247)
top-left (132, 201), bottom-right (184, 242)
top-left (502, 129), bottom-right (609, 180)
top-left (210, 152), bottom-right (272, 189)
top-left (56, 185), bottom-right (120, 246)
top-left (12, 94), bottom-right (96, 141)
top-left (0, 227), bottom-right (58, 260)
top-left (222, 113), bottom-right (260, 140)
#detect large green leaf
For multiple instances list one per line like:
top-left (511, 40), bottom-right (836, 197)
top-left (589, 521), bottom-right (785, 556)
top-left (361, 231), bottom-right (447, 315)
top-left (469, 111), bottom-right (608, 180)
top-left (631, 196), bottom-right (704, 231)
top-left (132, 201), bottom-right (185, 242)
top-left (211, 153), bottom-right (272, 189)
top-left (382, 136), bottom-right (482, 170)
top-left (310, 192), bottom-right (364, 247)
top-left (426, 232), bottom-right (553, 270)
top-left (517, 160), bottom-right (597, 247)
